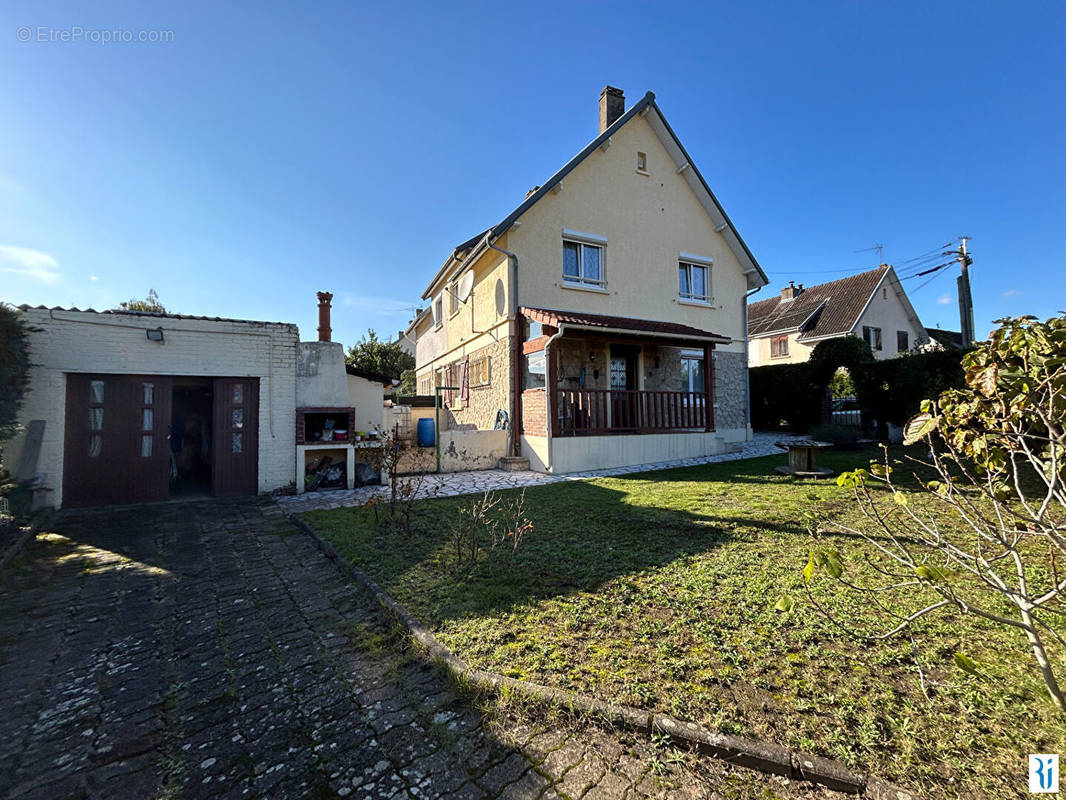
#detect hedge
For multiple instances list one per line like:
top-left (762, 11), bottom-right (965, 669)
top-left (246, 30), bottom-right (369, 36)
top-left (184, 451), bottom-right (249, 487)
top-left (750, 340), bottom-right (966, 434)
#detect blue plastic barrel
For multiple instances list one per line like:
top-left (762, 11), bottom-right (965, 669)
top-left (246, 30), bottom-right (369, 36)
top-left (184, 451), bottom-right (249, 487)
top-left (416, 417), bottom-right (435, 447)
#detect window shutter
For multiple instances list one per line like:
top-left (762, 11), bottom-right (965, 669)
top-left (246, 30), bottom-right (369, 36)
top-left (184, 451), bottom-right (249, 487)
top-left (460, 356), bottom-right (469, 408)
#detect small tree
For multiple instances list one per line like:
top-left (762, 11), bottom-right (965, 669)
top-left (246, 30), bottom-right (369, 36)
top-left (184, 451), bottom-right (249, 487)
top-left (345, 329), bottom-right (414, 381)
top-left (0, 304), bottom-right (30, 442)
top-left (118, 289), bottom-right (167, 313)
top-left (789, 315), bottom-right (1066, 710)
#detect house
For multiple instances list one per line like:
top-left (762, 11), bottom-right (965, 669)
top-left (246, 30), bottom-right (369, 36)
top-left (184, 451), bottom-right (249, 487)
top-left (413, 86), bottom-right (768, 474)
top-left (746, 265), bottom-right (927, 366)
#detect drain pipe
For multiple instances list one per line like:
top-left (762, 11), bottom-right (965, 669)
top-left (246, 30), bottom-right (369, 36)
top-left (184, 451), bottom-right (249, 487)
top-left (542, 325), bottom-right (566, 473)
top-left (487, 239), bottom-right (521, 457)
top-left (744, 287), bottom-right (760, 435)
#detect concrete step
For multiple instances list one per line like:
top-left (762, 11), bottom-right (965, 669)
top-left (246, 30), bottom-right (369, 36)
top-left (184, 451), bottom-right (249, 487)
top-left (498, 456), bottom-right (530, 472)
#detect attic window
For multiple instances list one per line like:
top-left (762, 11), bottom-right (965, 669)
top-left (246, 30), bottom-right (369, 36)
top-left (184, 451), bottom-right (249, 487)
top-left (636, 152), bottom-right (647, 172)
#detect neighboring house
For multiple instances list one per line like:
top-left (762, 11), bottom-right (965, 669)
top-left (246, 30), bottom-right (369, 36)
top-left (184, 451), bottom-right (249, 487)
top-left (747, 265), bottom-right (927, 367)
top-left (345, 365), bottom-right (395, 429)
top-left (413, 86), bottom-right (769, 474)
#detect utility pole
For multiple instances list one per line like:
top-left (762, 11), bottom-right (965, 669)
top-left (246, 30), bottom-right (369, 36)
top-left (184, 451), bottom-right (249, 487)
top-left (953, 237), bottom-right (975, 345)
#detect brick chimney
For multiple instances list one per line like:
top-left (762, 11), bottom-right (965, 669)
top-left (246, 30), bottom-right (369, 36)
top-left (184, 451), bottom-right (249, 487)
top-left (780, 281), bottom-right (804, 301)
top-left (599, 86), bottom-right (625, 133)
top-left (316, 291), bottom-right (333, 342)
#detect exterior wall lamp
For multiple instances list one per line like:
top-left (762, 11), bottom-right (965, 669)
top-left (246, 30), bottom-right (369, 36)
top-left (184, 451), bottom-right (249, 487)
top-left (146, 327), bottom-right (164, 343)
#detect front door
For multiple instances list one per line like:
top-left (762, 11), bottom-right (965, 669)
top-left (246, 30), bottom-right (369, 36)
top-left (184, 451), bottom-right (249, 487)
top-left (609, 345), bottom-right (639, 430)
top-left (63, 374), bottom-right (172, 507)
top-left (211, 378), bottom-right (259, 497)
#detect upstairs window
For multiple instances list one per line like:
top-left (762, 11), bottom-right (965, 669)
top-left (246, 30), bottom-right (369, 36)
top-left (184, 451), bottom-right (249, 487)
top-left (897, 330), bottom-right (909, 352)
top-left (562, 239), bottom-right (604, 287)
top-left (636, 151), bottom-right (648, 172)
top-left (863, 326), bottom-right (883, 351)
top-left (432, 296), bottom-right (444, 327)
top-left (770, 335), bottom-right (789, 358)
top-left (679, 261), bottom-right (710, 303)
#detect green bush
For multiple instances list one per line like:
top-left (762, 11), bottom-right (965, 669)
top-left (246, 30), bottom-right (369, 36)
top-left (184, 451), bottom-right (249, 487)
top-left (809, 423), bottom-right (862, 448)
top-left (749, 336), bottom-right (966, 435)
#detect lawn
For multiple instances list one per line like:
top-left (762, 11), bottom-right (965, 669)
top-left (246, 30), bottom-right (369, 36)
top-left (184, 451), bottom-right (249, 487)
top-left (304, 447), bottom-right (1065, 799)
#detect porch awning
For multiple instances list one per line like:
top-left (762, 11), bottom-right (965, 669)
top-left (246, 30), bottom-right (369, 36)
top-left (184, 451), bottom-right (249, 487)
top-left (519, 306), bottom-right (732, 346)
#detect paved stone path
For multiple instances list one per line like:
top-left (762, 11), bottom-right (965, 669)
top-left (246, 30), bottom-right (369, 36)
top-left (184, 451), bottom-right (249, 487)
top-left (278, 433), bottom-right (801, 514)
top-left (0, 498), bottom-right (835, 799)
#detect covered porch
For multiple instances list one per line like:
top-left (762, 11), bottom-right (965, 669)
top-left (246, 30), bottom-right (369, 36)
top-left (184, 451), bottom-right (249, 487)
top-left (519, 307), bottom-right (731, 440)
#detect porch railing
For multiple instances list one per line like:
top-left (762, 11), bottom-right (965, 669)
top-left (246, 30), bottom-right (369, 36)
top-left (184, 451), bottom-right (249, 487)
top-left (556, 389), bottom-right (710, 436)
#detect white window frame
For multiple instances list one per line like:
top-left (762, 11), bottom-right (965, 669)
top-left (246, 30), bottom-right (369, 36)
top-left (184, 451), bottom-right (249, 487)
top-left (678, 252), bottom-right (713, 305)
top-left (863, 325), bottom-right (883, 351)
top-left (561, 230), bottom-right (607, 288)
top-left (680, 350), bottom-right (705, 393)
top-left (432, 295), bottom-right (444, 328)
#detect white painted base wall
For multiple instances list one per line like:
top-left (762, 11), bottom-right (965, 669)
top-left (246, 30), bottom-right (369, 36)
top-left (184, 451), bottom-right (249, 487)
top-left (522, 426), bottom-right (751, 474)
top-left (439, 429), bottom-right (507, 473)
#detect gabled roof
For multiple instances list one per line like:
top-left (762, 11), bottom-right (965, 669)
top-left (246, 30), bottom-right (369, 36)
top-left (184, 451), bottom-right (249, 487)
top-left (521, 306), bottom-right (731, 344)
top-left (748, 266), bottom-right (893, 340)
top-left (925, 327), bottom-right (963, 348)
top-left (422, 91), bottom-right (768, 299)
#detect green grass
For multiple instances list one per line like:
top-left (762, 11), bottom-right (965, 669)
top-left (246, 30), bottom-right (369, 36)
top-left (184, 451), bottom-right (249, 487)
top-left (305, 448), bottom-right (1066, 799)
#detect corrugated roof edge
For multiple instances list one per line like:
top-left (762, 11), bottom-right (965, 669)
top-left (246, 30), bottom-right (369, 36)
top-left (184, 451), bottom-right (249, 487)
top-left (421, 90), bottom-right (768, 299)
top-left (18, 304), bottom-right (299, 329)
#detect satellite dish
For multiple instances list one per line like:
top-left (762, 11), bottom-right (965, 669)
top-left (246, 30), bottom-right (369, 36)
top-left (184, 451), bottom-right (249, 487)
top-left (457, 270), bottom-right (475, 303)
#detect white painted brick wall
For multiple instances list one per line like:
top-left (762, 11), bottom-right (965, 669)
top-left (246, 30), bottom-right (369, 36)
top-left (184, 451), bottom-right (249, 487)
top-left (6, 308), bottom-right (300, 507)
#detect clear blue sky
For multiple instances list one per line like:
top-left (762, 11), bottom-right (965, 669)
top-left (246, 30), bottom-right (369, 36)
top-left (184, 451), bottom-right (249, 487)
top-left (1, 1), bottom-right (1063, 347)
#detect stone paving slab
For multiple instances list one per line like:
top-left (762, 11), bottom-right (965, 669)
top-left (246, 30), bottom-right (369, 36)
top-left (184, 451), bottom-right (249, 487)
top-left (0, 496), bottom-right (837, 799)
top-left (277, 433), bottom-right (801, 514)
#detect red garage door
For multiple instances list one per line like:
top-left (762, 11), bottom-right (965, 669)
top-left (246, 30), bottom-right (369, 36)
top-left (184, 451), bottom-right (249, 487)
top-left (64, 374), bottom-right (173, 508)
top-left (63, 374), bottom-right (261, 507)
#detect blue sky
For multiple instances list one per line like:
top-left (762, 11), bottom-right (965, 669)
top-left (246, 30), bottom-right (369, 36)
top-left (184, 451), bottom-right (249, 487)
top-left (1, 1), bottom-right (1063, 347)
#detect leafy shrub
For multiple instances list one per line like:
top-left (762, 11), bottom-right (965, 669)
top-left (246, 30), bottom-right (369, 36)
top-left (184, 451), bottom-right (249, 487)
top-left (808, 423), bottom-right (862, 449)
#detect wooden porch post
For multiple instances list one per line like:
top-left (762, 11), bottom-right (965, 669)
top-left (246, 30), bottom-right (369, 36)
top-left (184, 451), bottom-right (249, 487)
top-left (547, 336), bottom-right (560, 437)
top-left (704, 344), bottom-right (715, 431)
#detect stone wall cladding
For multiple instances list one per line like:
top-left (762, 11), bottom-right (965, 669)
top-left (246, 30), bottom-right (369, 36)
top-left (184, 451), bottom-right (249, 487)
top-left (8, 308), bottom-right (299, 507)
top-left (714, 350), bottom-right (748, 431)
top-left (437, 337), bottom-right (512, 432)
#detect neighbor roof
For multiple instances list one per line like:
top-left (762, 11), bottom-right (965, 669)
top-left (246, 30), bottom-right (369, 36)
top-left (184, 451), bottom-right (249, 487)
top-left (520, 306), bottom-right (731, 344)
top-left (345, 365), bottom-right (400, 385)
top-left (422, 91), bottom-right (768, 299)
top-left (925, 327), bottom-right (964, 348)
top-left (747, 266), bottom-right (892, 340)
